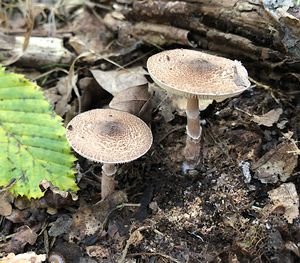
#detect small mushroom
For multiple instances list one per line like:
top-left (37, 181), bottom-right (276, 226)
top-left (66, 109), bottom-right (153, 199)
top-left (147, 49), bottom-right (250, 169)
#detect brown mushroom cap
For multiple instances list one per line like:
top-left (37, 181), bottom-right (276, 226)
top-left (147, 49), bottom-right (251, 100)
top-left (66, 109), bottom-right (153, 163)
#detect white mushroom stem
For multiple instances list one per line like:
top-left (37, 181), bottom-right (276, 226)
top-left (101, 163), bottom-right (117, 200)
top-left (186, 97), bottom-right (201, 139)
top-left (184, 97), bottom-right (202, 168)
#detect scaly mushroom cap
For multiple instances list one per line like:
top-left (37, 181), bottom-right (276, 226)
top-left (147, 49), bottom-right (251, 100)
top-left (66, 109), bottom-right (152, 163)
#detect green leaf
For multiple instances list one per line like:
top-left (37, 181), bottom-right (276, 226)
top-left (0, 66), bottom-right (78, 198)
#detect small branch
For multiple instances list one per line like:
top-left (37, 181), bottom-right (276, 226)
top-left (127, 252), bottom-right (183, 263)
top-left (118, 226), bottom-right (151, 263)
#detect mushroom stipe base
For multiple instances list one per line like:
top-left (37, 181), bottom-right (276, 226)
top-left (184, 136), bottom-right (202, 170)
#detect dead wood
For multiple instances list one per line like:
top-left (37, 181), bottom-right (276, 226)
top-left (0, 34), bottom-right (74, 67)
top-left (121, 0), bottom-right (300, 87)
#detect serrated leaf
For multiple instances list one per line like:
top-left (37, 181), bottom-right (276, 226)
top-left (0, 66), bottom-right (78, 198)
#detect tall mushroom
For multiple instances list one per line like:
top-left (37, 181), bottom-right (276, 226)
top-left (66, 109), bottom-right (153, 199)
top-left (147, 49), bottom-right (250, 169)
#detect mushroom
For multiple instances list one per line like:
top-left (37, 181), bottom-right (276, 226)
top-left (66, 109), bottom-right (153, 199)
top-left (147, 49), bottom-right (250, 169)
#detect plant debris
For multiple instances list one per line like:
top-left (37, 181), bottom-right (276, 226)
top-left (0, 252), bottom-right (46, 263)
top-left (252, 108), bottom-right (283, 127)
top-left (267, 183), bottom-right (299, 224)
top-left (91, 67), bottom-right (148, 95)
top-left (0, 192), bottom-right (13, 217)
top-left (252, 141), bottom-right (298, 183)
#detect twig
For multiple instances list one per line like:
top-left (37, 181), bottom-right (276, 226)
top-left (86, 0), bottom-right (112, 11)
top-left (248, 77), bottom-right (280, 104)
top-left (43, 229), bottom-right (49, 257)
top-left (119, 50), bottom-right (154, 69)
top-left (127, 252), bottom-right (182, 263)
top-left (234, 106), bottom-right (253, 117)
top-left (118, 226), bottom-right (151, 263)
top-left (67, 53), bottom-right (86, 113)
top-left (187, 231), bottom-right (204, 242)
top-left (32, 67), bottom-right (69, 81)
top-left (0, 233), bottom-right (14, 242)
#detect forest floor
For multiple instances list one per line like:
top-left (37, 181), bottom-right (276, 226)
top-left (0, 1), bottom-right (299, 263)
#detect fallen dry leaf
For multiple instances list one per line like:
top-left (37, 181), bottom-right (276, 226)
top-left (109, 84), bottom-right (150, 112)
top-left (50, 241), bottom-right (82, 263)
top-left (69, 191), bottom-right (127, 241)
top-left (91, 67), bottom-right (147, 95)
top-left (39, 180), bottom-right (78, 201)
top-left (285, 241), bottom-right (300, 257)
top-left (44, 76), bottom-right (73, 117)
top-left (69, 205), bottom-right (103, 241)
top-left (48, 215), bottom-right (73, 237)
top-left (109, 84), bottom-right (152, 121)
top-left (267, 183), bottom-right (299, 224)
top-left (252, 108), bottom-right (283, 127)
top-left (86, 245), bottom-right (109, 259)
top-left (52, 76), bottom-right (73, 116)
top-left (252, 141), bottom-right (298, 183)
top-left (5, 210), bottom-right (30, 224)
top-left (68, 9), bottom-right (113, 61)
top-left (0, 252), bottom-right (46, 263)
top-left (0, 192), bottom-right (13, 217)
top-left (78, 77), bottom-right (112, 112)
top-left (2, 226), bottom-right (39, 254)
top-left (14, 197), bottom-right (31, 210)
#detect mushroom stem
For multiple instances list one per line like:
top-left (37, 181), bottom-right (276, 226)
top-left (184, 97), bottom-right (201, 167)
top-left (101, 163), bottom-right (117, 199)
top-left (186, 97), bottom-right (201, 139)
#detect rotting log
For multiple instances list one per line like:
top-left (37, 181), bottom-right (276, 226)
top-left (126, 0), bottom-right (282, 48)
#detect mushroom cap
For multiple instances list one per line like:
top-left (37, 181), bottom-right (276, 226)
top-left (66, 109), bottom-right (153, 163)
top-left (147, 49), bottom-right (251, 100)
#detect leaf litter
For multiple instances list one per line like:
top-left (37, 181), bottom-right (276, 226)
top-left (266, 183), bottom-right (299, 224)
top-left (91, 66), bottom-right (148, 95)
top-left (252, 108), bottom-right (283, 127)
top-left (0, 252), bottom-right (46, 263)
top-left (252, 140), bottom-right (298, 183)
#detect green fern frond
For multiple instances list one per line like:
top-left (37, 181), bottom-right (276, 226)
top-left (0, 66), bottom-right (78, 198)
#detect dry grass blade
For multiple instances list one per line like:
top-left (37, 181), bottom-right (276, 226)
top-left (23, 0), bottom-right (34, 51)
